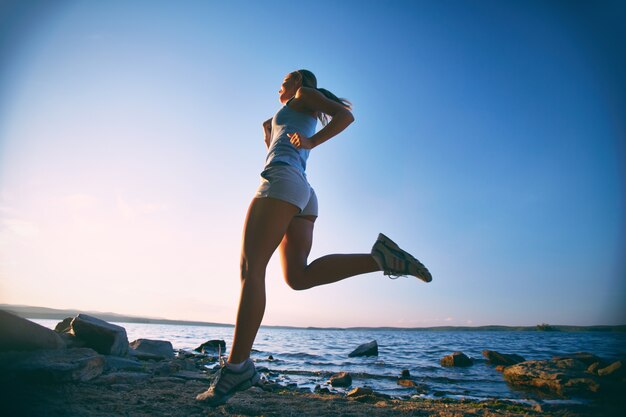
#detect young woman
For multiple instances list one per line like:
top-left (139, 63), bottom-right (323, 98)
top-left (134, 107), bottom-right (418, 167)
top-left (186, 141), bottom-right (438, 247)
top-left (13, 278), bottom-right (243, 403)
top-left (197, 69), bottom-right (431, 405)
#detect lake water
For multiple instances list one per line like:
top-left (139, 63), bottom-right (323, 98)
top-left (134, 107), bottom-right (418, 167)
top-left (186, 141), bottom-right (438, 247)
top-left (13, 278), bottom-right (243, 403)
top-left (33, 319), bottom-right (626, 402)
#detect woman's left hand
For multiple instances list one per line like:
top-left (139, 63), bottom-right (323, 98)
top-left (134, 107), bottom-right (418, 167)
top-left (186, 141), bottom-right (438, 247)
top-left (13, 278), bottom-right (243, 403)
top-left (288, 132), bottom-right (315, 150)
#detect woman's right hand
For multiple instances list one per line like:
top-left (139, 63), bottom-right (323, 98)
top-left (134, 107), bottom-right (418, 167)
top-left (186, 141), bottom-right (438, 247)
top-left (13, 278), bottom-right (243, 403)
top-left (263, 118), bottom-right (272, 148)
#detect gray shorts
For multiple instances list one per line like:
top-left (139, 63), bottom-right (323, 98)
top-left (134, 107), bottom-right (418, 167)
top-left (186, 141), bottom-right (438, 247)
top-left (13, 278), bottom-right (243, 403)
top-left (255, 163), bottom-right (318, 217)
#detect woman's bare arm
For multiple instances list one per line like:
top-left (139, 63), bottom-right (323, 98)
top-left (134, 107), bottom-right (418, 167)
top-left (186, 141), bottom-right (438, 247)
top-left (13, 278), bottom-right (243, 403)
top-left (289, 87), bottom-right (354, 150)
top-left (262, 118), bottom-right (272, 149)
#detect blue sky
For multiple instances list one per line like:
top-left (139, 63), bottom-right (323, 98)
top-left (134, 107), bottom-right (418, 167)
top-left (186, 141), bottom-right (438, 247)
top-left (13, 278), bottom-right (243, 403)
top-left (0, 0), bottom-right (624, 327)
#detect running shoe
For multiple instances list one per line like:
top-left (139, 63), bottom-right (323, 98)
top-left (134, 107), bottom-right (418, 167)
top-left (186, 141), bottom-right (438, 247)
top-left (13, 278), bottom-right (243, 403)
top-left (196, 358), bottom-right (260, 406)
top-left (371, 233), bottom-right (432, 282)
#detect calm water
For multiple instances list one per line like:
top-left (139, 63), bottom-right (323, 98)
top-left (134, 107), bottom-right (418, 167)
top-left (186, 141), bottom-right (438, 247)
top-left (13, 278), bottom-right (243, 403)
top-left (34, 319), bottom-right (626, 401)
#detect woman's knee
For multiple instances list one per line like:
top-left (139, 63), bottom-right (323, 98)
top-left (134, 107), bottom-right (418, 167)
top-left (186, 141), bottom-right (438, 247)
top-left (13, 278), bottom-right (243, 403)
top-left (240, 257), bottom-right (267, 283)
top-left (284, 270), bottom-right (309, 291)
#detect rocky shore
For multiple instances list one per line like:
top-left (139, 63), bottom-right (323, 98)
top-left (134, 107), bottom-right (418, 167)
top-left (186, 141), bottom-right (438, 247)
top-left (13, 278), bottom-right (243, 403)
top-left (1, 310), bottom-right (624, 416)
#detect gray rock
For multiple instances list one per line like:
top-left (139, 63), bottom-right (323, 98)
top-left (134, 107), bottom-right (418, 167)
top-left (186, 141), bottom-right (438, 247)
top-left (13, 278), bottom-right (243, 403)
top-left (129, 339), bottom-right (174, 360)
top-left (69, 314), bottom-right (129, 356)
top-left (441, 352), bottom-right (473, 367)
top-left (105, 356), bottom-right (144, 372)
top-left (194, 339), bottom-right (226, 354)
top-left (0, 310), bottom-right (66, 352)
top-left (329, 371), bottom-right (352, 387)
top-left (348, 340), bottom-right (378, 357)
top-left (482, 350), bottom-right (525, 366)
top-left (0, 348), bottom-right (104, 383)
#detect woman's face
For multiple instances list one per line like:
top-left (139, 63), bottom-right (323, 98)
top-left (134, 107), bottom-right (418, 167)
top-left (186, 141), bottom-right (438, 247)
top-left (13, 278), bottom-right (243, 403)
top-left (278, 73), bottom-right (301, 104)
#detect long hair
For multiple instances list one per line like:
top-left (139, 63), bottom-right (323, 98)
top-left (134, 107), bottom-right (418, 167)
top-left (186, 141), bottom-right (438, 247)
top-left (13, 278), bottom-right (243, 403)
top-left (294, 69), bottom-right (352, 126)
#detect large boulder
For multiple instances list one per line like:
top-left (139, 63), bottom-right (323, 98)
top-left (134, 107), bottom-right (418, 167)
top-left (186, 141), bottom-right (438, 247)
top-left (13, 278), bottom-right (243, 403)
top-left (0, 347), bottom-right (104, 383)
top-left (348, 340), bottom-right (378, 357)
top-left (441, 352), bottom-right (473, 367)
top-left (68, 314), bottom-right (129, 356)
top-left (482, 350), bottom-right (525, 366)
top-left (503, 358), bottom-right (601, 396)
top-left (129, 339), bottom-right (174, 360)
top-left (0, 310), bottom-right (66, 352)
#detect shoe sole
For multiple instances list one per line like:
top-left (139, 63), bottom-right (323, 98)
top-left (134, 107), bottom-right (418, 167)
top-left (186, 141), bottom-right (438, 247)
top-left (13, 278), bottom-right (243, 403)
top-left (377, 233), bottom-right (432, 283)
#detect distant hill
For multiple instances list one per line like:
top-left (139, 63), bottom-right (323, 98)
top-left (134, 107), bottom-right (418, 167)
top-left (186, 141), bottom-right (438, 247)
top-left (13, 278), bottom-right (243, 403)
top-left (0, 304), bottom-right (233, 328)
top-left (1, 304), bottom-right (624, 332)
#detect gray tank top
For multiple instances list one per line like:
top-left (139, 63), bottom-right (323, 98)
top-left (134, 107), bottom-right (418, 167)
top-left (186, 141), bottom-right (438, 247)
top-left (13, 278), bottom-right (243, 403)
top-left (265, 98), bottom-right (317, 172)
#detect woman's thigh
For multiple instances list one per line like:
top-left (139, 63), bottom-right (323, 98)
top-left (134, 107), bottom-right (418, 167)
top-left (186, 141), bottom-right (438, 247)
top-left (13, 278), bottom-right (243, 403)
top-left (241, 197), bottom-right (300, 272)
top-left (279, 216), bottom-right (316, 284)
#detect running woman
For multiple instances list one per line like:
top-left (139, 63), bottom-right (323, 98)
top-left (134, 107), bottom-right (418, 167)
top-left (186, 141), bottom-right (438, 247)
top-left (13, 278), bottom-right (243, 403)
top-left (196, 69), bottom-right (432, 406)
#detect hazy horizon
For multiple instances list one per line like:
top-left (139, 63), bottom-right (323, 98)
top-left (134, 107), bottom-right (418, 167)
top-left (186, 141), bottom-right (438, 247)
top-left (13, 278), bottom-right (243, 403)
top-left (1, 0), bottom-right (624, 328)
top-left (5, 303), bottom-right (624, 329)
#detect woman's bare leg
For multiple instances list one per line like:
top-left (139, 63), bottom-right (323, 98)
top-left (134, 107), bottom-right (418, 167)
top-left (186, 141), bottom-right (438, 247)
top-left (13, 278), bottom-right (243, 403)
top-left (228, 197), bottom-right (299, 364)
top-left (279, 216), bottom-right (380, 290)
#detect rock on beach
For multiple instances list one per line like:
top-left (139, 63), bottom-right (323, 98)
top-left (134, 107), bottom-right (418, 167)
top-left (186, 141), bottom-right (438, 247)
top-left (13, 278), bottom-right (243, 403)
top-left (194, 339), bottom-right (226, 354)
top-left (0, 348), bottom-right (104, 383)
top-left (130, 339), bottom-right (174, 360)
top-left (329, 371), bottom-right (352, 387)
top-left (0, 310), bottom-right (65, 352)
top-left (67, 314), bottom-right (129, 356)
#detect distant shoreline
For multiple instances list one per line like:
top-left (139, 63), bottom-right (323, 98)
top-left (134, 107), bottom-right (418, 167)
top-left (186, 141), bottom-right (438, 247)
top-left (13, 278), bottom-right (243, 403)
top-left (2, 303), bottom-right (625, 332)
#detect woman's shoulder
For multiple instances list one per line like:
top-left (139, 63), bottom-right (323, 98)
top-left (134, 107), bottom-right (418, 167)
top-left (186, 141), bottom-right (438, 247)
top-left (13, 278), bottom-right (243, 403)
top-left (295, 86), bottom-right (324, 101)
top-left (288, 88), bottom-right (320, 118)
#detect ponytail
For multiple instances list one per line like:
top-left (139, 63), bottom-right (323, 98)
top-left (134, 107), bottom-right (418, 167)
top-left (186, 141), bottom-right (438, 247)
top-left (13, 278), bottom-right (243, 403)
top-left (295, 69), bottom-right (352, 126)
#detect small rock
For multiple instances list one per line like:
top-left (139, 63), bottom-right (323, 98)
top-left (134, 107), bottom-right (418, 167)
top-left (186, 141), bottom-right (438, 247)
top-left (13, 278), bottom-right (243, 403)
top-left (587, 362), bottom-right (601, 374)
top-left (54, 317), bottom-right (74, 333)
top-left (482, 350), bottom-right (525, 366)
top-left (69, 314), bottom-right (129, 356)
top-left (598, 360), bottom-right (624, 378)
top-left (440, 352), bottom-right (473, 367)
top-left (347, 387), bottom-right (373, 397)
top-left (0, 310), bottom-right (66, 352)
top-left (268, 355), bottom-right (274, 361)
top-left (400, 369), bottom-right (411, 378)
top-left (348, 340), bottom-right (378, 357)
top-left (130, 339), bottom-right (174, 360)
top-left (329, 371), bottom-right (352, 387)
top-left (194, 340), bottom-right (226, 354)
top-left (397, 379), bottom-right (416, 387)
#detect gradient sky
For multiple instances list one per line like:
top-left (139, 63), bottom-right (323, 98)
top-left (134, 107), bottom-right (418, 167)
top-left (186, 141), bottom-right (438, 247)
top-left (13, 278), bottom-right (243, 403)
top-left (1, 0), bottom-right (624, 328)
